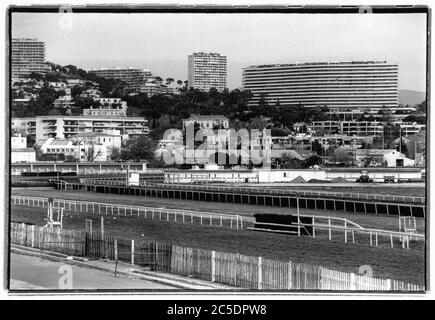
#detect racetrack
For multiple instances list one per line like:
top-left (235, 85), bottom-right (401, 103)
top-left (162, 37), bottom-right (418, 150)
top-left (11, 188), bottom-right (426, 233)
top-left (11, 203), bottom-right (425, 286)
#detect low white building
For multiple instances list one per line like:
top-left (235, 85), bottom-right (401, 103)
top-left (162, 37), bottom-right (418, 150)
top-left (66, 79), bottom-right (85, 86)
top-left (53, 95), bottom-right (75, 109)
top-left (164, 169), bottom-right (258, 183)
top-left (40, 138), bottom-right (108, 162)
top-left (12, 134), bottom-right (27, 149)
top-left (355, 149), bottom-right (415, 167)
top-left (80, 89), bottom-right (101, 99)
top-left (11, 148), bottom-right (36, 163)
top-left (182, 114), bottom-right (230, 130)
top-left (11, 134), bottom-right (36, 163)
top-left (72, 131), bottom-right (122, 153)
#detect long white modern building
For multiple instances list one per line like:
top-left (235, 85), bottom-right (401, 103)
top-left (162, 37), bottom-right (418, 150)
top-left (89, 67), bottom-right (152, 92)
top-left (242, 61), bottom-right (399, 113)
top-left (11, 38), bottom-right (50, 78)
top-left (188, 52), bottom-right (227, 92)
top-left (12, 115), bottom-right (148, 144)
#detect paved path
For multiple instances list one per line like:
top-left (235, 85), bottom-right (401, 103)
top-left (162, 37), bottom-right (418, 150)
top-left (10, 252), bottom-right (176, 290)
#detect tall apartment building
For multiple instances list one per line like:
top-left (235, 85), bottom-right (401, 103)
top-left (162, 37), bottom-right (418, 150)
top-left (242, 61), bottom-right (399, 114)
top-left (11, 38), bottom-right (49, 78)
top-left (89, 67), bottom-right (152, 92)
top-left (188, 52), bottom-right (227, 92)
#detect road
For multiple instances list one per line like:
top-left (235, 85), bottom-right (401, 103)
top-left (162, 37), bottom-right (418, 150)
top-left (10, 253), bottom-right (176, 290)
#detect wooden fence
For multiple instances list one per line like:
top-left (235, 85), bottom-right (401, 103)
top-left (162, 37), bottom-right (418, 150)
top-left (10, 222), bottom-right (424, 292)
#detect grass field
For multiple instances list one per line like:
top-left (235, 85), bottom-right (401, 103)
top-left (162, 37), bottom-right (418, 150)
top-left (11, 203), bottom-right (425, 285)
top-left (12, 188), bottom-right (426, 233)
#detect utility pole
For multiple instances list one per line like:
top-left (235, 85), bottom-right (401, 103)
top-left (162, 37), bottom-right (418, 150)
top-left (399, 126), bottom-right (402, 154)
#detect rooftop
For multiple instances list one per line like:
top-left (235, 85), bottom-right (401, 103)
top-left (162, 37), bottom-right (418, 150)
top-left (90, 67), bottom-right (151, 72)
top-left (47, 140), bottom-right (71, 146)
top-left (244, 61), bottom-right (396, 69)
top-left (185, 114), bottom-right (229, 121)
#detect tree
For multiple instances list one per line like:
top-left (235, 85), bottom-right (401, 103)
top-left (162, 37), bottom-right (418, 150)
top-left (383, 124), bottom-right (401, 148)
top-left (28, 72), bottom-right (44, 81)
top-left (396, 138), bottom-right (409, 157)
top-left (48, 108), bottom-right (62, 115)
top-left (402, 115), bottom-right (426, 124)
top-left (26, 135), bottom-right (35, 148)
top-left (332, 147), bottom-right (354, 163)
top-left (312, 140), bottom-right (324, 156)
top-left (110, 147), bottom-right (121, 161)
top-left (71, 85), bottom-right (83, 97)
top-left (165, 78), bottom-right (174, 86)
top-left (304, 155), bottom-right (322, 168)
top-left (248, 117), bottom-right (268, 130)
top-left (84, 141), bottom-right (103, 162)
top-left (121, 136), bottom-right (157, 162)
top-left (65, 155), bottom-right (78, 162)
top-left (416, 100), bottom-right (427, 113)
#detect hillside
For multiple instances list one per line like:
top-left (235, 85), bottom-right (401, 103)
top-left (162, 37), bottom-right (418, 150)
top-left (399, 90), bottom-right (426, 106)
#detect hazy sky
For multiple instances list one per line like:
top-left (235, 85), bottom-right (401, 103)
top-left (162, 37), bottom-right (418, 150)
top-left (12, 12), bottom-right (427, 91)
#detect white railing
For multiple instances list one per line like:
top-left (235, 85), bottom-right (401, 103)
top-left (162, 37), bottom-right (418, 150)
top-left (293, 213), bottom-right (424, 249)
top-left (11, 195), bottom-right (253, 230)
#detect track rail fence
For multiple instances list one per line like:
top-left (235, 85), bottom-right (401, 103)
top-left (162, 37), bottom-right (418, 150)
top-left (10, 222), bottom-right (424, 291)
top-left (50, 179), bottom-right (426, 218)
top-left (80, 177), bottom-right (425, 205)
top-left (12, 195), bottom-right (424, 250)
top-left (11, 195), bottom-right (250, 230)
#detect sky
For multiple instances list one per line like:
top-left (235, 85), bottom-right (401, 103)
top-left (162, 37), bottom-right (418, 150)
top-left (11, 12), bottom-right (427, 91)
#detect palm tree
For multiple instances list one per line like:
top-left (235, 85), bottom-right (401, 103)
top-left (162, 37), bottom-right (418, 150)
top-left (166, 78), bottom-right (174, 86)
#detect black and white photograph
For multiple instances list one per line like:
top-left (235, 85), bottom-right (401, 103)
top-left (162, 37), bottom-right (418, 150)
top-left (1, 2), bottom-right (431, 300)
